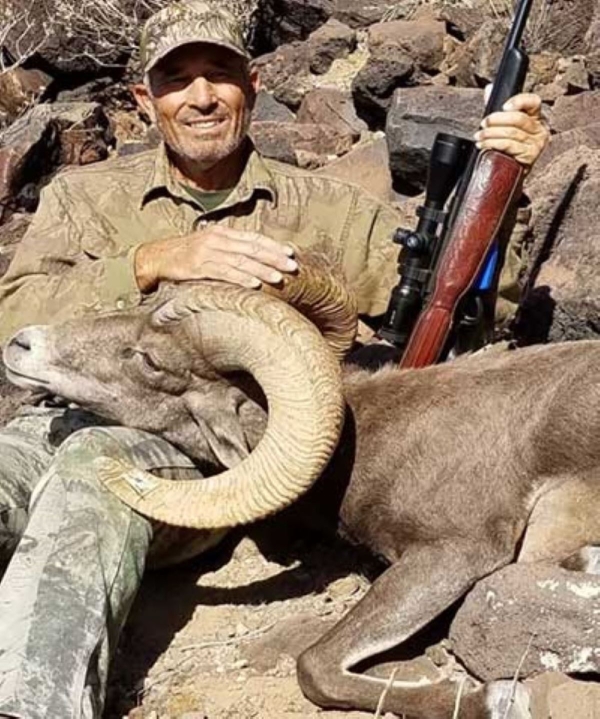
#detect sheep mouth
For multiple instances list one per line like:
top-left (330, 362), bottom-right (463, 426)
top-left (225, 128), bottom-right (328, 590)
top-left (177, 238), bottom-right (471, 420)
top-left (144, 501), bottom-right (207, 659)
top-left (3, 365), bottom-right (51, 390)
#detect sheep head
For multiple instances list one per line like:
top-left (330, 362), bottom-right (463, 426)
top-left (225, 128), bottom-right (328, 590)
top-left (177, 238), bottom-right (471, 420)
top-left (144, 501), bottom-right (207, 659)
top-left (3, 251), bottom-right (357, 529)
top-left (4, 309), bottom-right (267, 470)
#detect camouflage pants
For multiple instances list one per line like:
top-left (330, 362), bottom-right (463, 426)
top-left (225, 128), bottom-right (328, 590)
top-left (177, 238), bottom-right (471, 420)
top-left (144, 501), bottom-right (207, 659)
top-left (0, 405), bottom-right (207, 719)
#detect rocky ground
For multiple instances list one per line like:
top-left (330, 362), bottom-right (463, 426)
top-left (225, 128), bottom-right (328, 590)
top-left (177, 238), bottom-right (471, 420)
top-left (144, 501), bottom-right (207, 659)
top-left (1, 0), bottom-right (600, 717)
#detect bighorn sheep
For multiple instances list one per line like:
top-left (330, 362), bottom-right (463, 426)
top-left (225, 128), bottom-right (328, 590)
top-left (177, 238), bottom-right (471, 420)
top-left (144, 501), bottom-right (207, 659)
top-left (4, 253), bottom-right (600, 719)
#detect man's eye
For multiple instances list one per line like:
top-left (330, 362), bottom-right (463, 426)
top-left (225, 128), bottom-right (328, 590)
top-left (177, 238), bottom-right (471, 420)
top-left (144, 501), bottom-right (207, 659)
top-left (157, 75), bottom-right (188, 88)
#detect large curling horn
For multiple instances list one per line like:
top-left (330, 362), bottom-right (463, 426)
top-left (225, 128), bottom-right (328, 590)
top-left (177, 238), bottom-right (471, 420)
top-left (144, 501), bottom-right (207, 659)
top-left (94, 250), bottom-right (357, 529)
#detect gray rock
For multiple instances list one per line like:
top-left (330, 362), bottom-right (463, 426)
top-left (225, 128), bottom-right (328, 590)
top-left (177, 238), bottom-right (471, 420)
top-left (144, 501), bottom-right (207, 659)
top-left (252, 0), bottom-right (333, 49)
top-left (252, 43), bottom-right (313, 109)
top-left (450, 563), bottom-right (600, 681)
top-left (315, 137), bottom-right (406, 205)
top-left (331, 0), bottom-right (397, 28)
top-left (437, 2), bottom-right (490, 41)
top-left (2, 0), bottom-right (149, 74)
top-left (546, 678), bottom-right (600, 719)
top-left (443, 19), bottom-right (507, 87)
top-left (307, 18), bottom-right (357, 75)
top-left (517, 146), bottom-right (600, 343)
top-left (0, 67), bottom-right (52, 128)
top-left (368, 18), bottom-right (446, 75)
top-left (253, 0), bottom-right (396, 49)
top-left (253, 90), bottom-right (296, 123)
top-left (297, 88), bottom-right (366, 140)
top-left (531, 123), bottom-right (600, 176)
top-left (250, 121), bottom-right (354, 167)
top-left (551, 91), bottom-right (600, 133)
top-left (351, 50), bottom-right (414, 128)
top-left (385, 86), bottom-right (483, 193)
top-left (528, 0), bottom-right (596, 56)
top-left (0, 102), bottom-right (109, 218)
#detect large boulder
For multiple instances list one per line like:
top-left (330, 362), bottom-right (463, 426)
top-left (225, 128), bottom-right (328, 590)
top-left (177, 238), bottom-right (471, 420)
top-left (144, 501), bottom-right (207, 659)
top-left (251, 0), bottom-right (333, 50)
top-left (297, 88), bottom-right (366, 140)
top-left (307, 18), bottom-right (356, 75)
top-left (442, 19), bottom-right (506, 87)
top-left (250, 121), bottom-right (354, 167)
top-left (368, 18), bottom-right (446, 76)
top-left (353, 17), bottom-right (448, 128)
top-left (252, 0), bottom-right (396, 50)
top-left (252, 43), bottom-right (314, 109)
top-left (252, 90), bottom-right (296, 123)
top-left (527, 0), bottom-right (597, 56)
top-left (0, 102), bottom-right (110, 221)
top-left (450, 563), bottom-right (600, 681)
top-left (385, 86), bottom-right (483, 194)
top-left (516, 146), bottom-right (600, 344)
top-left (550, 91), bottom-right (600, 133)
top-left (0, 67), bottom-right (52, 128)
top-left (351, 49), bottom-right (414, 128)
top-left (1, 0), bottom-right (153, 74)
top-left (315, 136), bottom-right (408, 205)
top-left (532, 123), bottom-right (600, 175)
top-left (526, 674), bottom-right (600, 719)
top-left (437, 1), bottom-right (491, 41)
top-left (331, 0), bottom-right (397, 28)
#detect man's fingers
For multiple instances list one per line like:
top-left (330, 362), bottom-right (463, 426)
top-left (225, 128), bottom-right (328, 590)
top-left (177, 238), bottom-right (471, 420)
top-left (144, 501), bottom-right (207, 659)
top-left (211, 225), bottom-right (295, 257)
top-left (482, 110), bottom-right (539, 133)
top-left (196, 260), bottom-right (262, 289)
top-left (502, 92), bottom-right (542, 115)
top-left (205, 234), bottom-right (298, 274)
top-left (475, 126), bottom-right (530, 144)
top-left (219, 251), bottom-right (290, 285)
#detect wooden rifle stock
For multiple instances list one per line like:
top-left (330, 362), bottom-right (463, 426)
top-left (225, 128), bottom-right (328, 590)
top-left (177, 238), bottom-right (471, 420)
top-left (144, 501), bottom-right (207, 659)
top-left (399, 150), bottom-right (524, 369)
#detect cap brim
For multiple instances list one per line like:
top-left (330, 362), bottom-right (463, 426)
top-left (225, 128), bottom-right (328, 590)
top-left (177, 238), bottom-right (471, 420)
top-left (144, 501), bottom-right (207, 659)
top-left (144, 38), bottom-right (249, 74)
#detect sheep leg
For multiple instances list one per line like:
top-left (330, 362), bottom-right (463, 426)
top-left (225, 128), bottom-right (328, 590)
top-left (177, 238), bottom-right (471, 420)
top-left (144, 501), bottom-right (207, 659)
top-left (297, 540), bottom-right (508, 719)
top-left (518, 474), bottom-right (600, 565)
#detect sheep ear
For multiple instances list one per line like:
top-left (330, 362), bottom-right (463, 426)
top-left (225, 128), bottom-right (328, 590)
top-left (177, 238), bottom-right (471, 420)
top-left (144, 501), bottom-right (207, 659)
top-left (184, 388), bottom-right (251, 469)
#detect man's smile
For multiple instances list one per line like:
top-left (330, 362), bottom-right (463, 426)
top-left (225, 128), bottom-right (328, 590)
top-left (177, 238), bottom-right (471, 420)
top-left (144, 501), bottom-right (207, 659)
top-left (184, 117), bottom-right (229, 132)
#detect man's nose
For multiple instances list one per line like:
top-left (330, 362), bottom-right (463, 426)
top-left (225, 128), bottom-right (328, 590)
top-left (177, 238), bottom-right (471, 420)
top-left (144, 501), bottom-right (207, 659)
top-left (187, 76), bottom-right (218, 110)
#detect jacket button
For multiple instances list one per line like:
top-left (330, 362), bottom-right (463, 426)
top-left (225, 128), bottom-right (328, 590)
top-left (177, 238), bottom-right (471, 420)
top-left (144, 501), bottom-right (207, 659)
top-left (116, 299), bottom-right (126, 310)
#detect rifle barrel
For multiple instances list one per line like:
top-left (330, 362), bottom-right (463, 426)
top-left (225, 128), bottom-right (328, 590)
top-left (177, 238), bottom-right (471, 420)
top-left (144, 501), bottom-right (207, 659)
top-left (505, 0), bottom-right (534, 51)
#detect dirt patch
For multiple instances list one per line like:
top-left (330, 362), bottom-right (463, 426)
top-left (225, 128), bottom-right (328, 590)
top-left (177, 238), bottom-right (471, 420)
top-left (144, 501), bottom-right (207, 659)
top-left (106, 520), bottom-right (455, 719)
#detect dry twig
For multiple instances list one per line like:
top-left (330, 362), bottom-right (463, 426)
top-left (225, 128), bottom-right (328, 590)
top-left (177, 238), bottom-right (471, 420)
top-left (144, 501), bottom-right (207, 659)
top-left (374, 667), bottom-right (399, 718)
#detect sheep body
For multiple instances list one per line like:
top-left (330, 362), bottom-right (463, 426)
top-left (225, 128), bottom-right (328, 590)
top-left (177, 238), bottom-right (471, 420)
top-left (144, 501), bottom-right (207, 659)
top-left (4, 302), bottom-right (600, 718)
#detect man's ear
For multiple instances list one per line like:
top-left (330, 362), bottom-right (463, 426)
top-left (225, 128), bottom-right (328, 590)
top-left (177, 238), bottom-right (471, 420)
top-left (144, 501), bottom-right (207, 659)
top-left (131, 82), bottom-right (157, 124)
top-left (184, 386), bottom-right (251, 469)
top-left (249, 66), bottom-right (261, 94)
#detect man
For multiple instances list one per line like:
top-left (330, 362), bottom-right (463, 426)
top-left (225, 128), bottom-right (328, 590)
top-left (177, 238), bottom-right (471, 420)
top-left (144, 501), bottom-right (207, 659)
top-left (0, 2), bottom-right (549, 717)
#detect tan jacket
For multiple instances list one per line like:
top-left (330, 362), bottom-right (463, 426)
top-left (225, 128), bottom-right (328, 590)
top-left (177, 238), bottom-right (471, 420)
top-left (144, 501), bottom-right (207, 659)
top-left (0, 144), bottom-right (528, 345)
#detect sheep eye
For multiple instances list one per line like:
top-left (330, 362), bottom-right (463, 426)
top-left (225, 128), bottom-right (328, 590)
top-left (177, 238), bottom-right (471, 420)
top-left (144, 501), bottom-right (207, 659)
top-left (139, 351), bottom-right (163, 374)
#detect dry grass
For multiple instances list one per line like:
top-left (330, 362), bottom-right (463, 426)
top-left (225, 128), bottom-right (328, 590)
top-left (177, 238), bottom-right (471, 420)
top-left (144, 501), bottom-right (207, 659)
top-left (383, 0), bottom-right (590, 54)
top-left (490, 0), bottom-right (592, 54)
top-left (0, 0), bottom-right (259, 73)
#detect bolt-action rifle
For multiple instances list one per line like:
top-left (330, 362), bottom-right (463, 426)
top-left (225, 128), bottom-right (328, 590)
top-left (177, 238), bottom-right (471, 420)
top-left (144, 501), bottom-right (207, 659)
top-left (378, 0), bottom-right (534, 368)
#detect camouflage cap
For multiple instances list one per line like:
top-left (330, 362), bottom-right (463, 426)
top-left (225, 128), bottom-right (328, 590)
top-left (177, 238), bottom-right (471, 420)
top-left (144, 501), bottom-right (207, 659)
top-left (140, 0), bottom-right (249, 75)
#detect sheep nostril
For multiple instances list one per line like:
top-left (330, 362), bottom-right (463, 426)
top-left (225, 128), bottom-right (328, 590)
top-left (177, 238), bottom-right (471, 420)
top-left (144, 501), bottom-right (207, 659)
top-left (13, 334), bottom-right (31, 351)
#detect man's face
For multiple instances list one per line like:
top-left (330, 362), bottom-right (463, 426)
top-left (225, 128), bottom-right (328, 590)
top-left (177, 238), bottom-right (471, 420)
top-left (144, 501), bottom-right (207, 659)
top-left (135, 43), bottom-right (258, 171)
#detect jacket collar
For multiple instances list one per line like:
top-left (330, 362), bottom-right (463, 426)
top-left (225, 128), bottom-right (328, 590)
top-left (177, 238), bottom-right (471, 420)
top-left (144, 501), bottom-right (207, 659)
top-left (141, 140), bottom-right (278, 211)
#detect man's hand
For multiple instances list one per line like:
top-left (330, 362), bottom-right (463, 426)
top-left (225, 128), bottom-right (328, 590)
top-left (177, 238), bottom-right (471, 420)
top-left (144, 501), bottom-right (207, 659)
top-left (474, 92), bottom-right (550, 170)
top-left (135, 225), bottom-right (298, 293)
